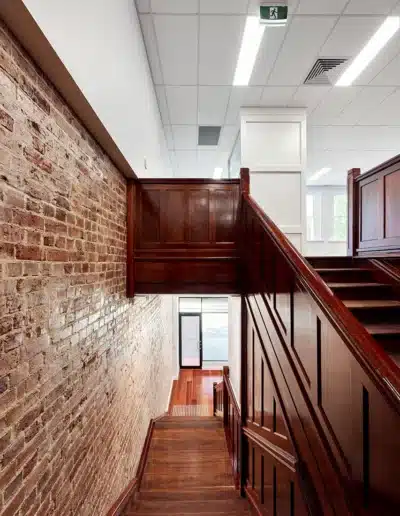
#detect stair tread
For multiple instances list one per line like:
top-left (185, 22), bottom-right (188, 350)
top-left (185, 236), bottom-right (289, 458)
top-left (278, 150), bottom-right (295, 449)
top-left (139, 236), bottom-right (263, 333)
top-left (343, 299), bottom-right (400, 309)
top-left (327, 282), bottom-right (386, 288)
top-left (365, 324), bottom-right (400, 335)
top-left (315, 268), bottom-right (372, 272)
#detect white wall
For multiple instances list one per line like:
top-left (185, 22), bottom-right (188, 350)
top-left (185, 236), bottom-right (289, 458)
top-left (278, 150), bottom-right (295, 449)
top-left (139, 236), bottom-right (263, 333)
top-left (23, 0), bottom-right (170, 177)
top-left (228, 296), bottom-right (241, 406)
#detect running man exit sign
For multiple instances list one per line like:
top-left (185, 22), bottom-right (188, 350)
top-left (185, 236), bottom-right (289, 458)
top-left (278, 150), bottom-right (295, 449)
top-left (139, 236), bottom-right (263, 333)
top-left (260, 2), bottom-right (288, 24)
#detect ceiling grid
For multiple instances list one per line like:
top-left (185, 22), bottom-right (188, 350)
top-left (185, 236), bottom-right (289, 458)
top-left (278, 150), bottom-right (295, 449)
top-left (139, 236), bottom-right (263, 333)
top-left (136, 0), bottom-right (400, 183)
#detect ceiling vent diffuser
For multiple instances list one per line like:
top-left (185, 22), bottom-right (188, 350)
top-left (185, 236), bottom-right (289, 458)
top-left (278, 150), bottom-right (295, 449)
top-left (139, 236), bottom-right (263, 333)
top-left (198, 126), bottom-right (221, 146)
top-left (304, 58), bottom-right (348, 85)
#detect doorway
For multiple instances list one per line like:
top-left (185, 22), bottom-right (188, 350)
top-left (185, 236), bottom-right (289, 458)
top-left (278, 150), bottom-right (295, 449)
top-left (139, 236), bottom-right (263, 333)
top-left (178, 297), bottom-right (229, 369)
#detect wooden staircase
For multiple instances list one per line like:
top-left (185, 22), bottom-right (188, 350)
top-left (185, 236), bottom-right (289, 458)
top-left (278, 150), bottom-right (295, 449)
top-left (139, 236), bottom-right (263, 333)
top-left (308, 257), bottom-right (400, 366)
top-left (122, 416), bottom-right (253, 515)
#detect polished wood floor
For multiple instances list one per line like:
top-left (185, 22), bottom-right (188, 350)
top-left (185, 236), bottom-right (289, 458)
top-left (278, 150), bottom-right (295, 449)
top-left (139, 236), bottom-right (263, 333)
top-left (169, 369), bottom-right (223, 416)
top-left (124, 416), bottom-right (253, 515)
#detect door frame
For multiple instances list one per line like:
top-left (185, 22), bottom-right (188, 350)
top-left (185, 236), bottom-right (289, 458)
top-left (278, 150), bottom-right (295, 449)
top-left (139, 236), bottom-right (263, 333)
top-left (179, 313), bottom-right (202, 369)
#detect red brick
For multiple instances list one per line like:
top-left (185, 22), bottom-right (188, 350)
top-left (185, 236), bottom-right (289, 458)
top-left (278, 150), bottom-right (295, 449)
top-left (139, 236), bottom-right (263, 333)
top-left (12, 209), bottom-right (44, 230)
top-left (16, 244), bottom-right (43, 261)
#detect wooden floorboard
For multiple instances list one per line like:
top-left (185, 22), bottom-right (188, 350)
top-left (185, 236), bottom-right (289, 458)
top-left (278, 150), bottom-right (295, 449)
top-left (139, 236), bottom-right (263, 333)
top-left (169, 369), bottom-right (223, 416)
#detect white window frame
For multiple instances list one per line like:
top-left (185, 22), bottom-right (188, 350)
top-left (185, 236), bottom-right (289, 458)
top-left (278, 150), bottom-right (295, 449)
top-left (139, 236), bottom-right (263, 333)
top-left (306, 186), bottom-right (347, 244)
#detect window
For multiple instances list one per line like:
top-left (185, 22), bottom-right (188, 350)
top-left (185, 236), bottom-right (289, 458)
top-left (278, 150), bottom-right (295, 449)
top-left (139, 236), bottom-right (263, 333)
top-left (331, 194), bottom-right (347, 241)
top-left (306, 186), bottom-right (347, 245)
top-left (306, 193), bottom-right (323, 241)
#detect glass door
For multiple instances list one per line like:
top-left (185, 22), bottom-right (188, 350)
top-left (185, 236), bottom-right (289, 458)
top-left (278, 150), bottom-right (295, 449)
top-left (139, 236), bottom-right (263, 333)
top-left (179, 314), bottom-right (202, 368)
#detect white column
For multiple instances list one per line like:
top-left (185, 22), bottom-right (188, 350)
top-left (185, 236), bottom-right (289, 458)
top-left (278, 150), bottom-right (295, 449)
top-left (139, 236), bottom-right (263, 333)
top-left (240, 108), bottom-right (307, 251)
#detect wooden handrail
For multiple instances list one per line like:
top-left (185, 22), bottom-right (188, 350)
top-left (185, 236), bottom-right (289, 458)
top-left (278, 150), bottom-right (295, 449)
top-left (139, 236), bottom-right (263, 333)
top-left (222, 366), bottom-right (240, 416)
top-left (241, 172), bottom-right (400, 406)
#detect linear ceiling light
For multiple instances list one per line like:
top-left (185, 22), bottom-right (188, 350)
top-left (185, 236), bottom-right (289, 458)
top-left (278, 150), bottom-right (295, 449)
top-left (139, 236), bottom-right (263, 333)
top-left (214, 167), bottom-right (223, 179)
top-left (337, 16), bottom-right (400, 87)
top-left (308, 167), bottom-right (332, 182)
top-left (233, 16), bottom-right (266, 86)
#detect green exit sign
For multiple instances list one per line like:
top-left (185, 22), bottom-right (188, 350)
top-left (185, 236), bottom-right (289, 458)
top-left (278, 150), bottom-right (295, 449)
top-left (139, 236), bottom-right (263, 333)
top-left (260, 5), bottom-right (288, 21)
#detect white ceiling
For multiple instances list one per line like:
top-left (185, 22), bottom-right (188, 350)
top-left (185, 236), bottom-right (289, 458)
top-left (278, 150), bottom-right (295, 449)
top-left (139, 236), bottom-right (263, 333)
top-left (136, 0), bottom-right (400, 184)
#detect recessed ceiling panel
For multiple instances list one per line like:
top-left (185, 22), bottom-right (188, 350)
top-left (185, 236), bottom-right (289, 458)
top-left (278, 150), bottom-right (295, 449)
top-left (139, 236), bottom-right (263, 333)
top-left (335, 87), bottom-right (395, 125)
top-left (154, 15), bottom-right (198, 85)
top-left (290, 86), bottom-right (331, 111)
top-left (199, 15), bottom-right (245, 85)
top-left (371, 53), bottom-right (400, 86)
top-left (198, 126), bottom-right (222, 146)
top-left (165, 86), bottom-right (197, 124)
top-left (308, 87), bottom-right (362, 125)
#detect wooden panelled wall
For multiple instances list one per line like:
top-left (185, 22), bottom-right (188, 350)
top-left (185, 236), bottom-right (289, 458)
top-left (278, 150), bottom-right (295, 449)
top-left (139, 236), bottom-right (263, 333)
top-left (241, 193), bottom-right (400, 516)
top-left (348, 154), bottom-right (400, 256)
top-left (128, 179), bottom-right (241, 295)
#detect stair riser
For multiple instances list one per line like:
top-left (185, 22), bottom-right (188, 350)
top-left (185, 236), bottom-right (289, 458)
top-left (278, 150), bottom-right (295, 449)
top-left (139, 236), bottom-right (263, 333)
top-left (330, 286), bottom-right (394, 300)
top-left (349, 307), bottom-right (400, 324)
top-left (317, 270), bottom-right (374, 283)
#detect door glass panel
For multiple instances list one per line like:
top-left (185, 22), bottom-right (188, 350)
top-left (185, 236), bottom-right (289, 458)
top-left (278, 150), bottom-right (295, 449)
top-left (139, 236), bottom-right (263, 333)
top-left (202, 313), bottom-right (228, 362)
top-left (179, 298), bottom-right (201, 313)
top-left (181, 315), bottom-right (201, 367)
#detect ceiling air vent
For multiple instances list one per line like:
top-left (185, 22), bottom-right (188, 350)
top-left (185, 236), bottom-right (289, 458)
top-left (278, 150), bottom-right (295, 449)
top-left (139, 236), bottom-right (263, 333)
top-left (304, 58), bottom-right (348, 85)
top-left (198, 126), bottom-right (221, 146)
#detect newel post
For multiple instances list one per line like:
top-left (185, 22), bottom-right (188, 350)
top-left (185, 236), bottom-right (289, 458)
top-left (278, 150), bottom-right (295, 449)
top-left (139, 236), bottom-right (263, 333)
top-left (347, 168), bottom-right (361, 257)
top-left (240, 168), bottom-right (250, 197)
top-left (127, 180), bottom-right (136, 298)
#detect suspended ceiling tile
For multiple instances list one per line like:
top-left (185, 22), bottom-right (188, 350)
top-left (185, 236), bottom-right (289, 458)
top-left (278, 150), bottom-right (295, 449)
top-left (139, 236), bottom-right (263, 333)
top-left (250, 25), bottom-right (287, 86)
top-left (370, 53), bottom-right (400, 85)
top-left (199, 15), bottom-right (245, 85)
top-left (139, 15), bottom-right (163, 84)
top-left (354, 35), bottom-right (400, 85)
top-left (198, 86), bottom-right (231, 125)
top-left (320, 16), bottom-right (384, 57)
top-left (247, 0), bottom-right (300, 15)
top-left (165, 86), bottom-right (198, 124)
top-left (200, 0), bottom-right (249, 14)
top-left (260, 86), bottom-right (297, 106)
top-left (308, 87), bottom-right (362, 124)
top-left (175, 150), bottom-right (198, 174)
top-left (335, 86), bottom-right (396, 125)
top-left (172, 125), bottom-right (198, 150)
top-left (296, 0), bottom-right (348, 15)
top-left (225, 86), bottom-right (263, 124)
top-left (289, 85), bottom-right (332, 111)
top-left (155, 86), bottom-right (171, 125)
top-left (136, 0), bottom-right (150, 13)
top-left (151, 0), bottom-right (198, 14)
top-left (358, 89), bottom-right (400, 124)
top-left (218, 125), bottom-right (239, 153)
top-left (164, 125), bottom-right (175, 150)
top-left (268, 16), bottom-right (338, 85)
top-left (153, 15), bottom-right (198, 85)
top-left (344, 0), bottom-right (399, 15)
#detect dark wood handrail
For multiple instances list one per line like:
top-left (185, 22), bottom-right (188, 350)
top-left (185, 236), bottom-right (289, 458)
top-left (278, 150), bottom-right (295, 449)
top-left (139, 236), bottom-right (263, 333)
top-left (354, 153), bottom-right (400, 182)
top-left (222, 366), bottom-right (240, 416)
top-left (242, 180), bottom-right (400, 407)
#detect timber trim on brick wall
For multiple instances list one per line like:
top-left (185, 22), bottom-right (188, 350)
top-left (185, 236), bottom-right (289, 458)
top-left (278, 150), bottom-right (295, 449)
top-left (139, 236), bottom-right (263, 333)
top-left (0, 0), bottom-right (136, 180)
top-left (106, 414), bottom-right (165, 516)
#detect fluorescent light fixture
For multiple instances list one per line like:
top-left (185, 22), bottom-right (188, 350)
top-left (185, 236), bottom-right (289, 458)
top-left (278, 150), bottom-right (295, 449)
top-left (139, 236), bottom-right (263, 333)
top-left (233, 16), bottom-right (266, 86)
top-left (308, 167), bottom-right (332, 182)
top-left (214, 167), bottom-right (223, 179)
top-left (337, 16), bottom-right (400, 87)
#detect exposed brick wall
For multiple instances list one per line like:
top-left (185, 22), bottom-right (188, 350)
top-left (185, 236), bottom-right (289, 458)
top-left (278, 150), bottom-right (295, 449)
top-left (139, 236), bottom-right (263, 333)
top-left (0, 23), bottom-right (173, 515)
